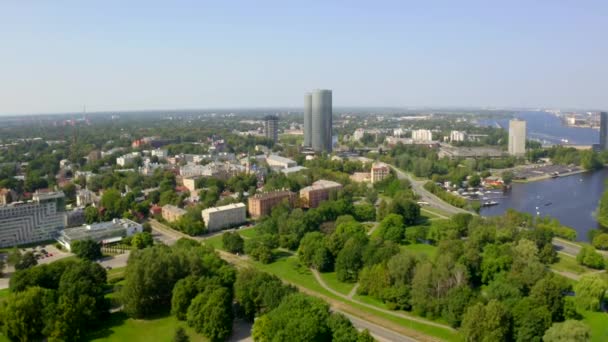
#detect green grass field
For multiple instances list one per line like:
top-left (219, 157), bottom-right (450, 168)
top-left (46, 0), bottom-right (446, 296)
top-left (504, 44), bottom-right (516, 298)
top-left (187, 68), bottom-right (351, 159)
top-left (85, 312), bottom-right (207, 342)
top-left (202, 234), bottom-right (224, 250)
top-left (400, 243), bottom-right (438, 259)
top-left (420, 206), bottom-right (453, 218)
top-left (582, 310), bottom-right (608, 342)
top-left (318, 271), bottom-right (356, 295)
top-left (239, 227), bottom-right (259, 239)
top-left (551, 254), bottom-right (592, 275)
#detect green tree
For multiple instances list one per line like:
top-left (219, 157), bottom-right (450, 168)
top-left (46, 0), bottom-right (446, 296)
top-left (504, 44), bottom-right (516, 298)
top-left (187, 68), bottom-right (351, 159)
top-left (14, 251), bottom-right (38, 271)
top-left (251, 293), bottom-right (331, 342)
top-left (84, 205), bottom-right (100, 223)
top-left (187, 287), bottom-right (233, 342)
top-left (131, 232), bottom-right (154, 249)
top-left (71, 239), bottom-right (102, 260)
top-left (592, 233), bottom-right (608, 250)
top-left (543, 320), bottom-right (590, 342)
top-left (576, 245), bottom-right (605, 269)
top-left (335, 237), bottom-right (367, 282)
top-left (574, 274), bottom-right (608, 311)
top-left (512, 298), bottom-right (552, 342)
top-left (0, 286), bottom-right (55, 342)
top-left (468, 174), bottom-right (481, 187)
top-left (171, 276), bottom-right (200, 321)
top-left (377, 214), bottom-right (405, 244)
top-left (233, 268), bottom-right (295, 321)
top-left (222, 231), bottom-right (244, 254)
top-left (461, 300), bottom-right (511, 342)
top-left (298, 232), bottom-right (332, 271)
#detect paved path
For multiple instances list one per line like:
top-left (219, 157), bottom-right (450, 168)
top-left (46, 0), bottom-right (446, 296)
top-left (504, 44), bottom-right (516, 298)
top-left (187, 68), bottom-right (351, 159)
top-left (311, 269), bottom-right (455, 333)
top-left (389, 165), bottom-right (472, 216)
top-left (149, 219), bottom-right (435, 342)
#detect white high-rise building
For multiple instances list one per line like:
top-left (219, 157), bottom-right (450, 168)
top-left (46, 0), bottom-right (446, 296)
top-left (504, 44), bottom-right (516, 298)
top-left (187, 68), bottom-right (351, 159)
top-left (508, 119), bottom-right (527, 156)
top-left (412, 129), bottom-right (433, 142)
top-left (450, 131), bottom-right (467, 142)
top-left (0, 191), bottom-right (66, 247)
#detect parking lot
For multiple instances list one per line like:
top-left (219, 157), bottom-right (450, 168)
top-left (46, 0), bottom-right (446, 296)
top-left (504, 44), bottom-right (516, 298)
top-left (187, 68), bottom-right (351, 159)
top-left (514, 164), bottom-right (581, 179)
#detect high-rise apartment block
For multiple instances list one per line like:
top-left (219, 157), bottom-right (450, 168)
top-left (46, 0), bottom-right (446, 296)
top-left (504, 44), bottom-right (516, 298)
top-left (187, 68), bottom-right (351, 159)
top-left (508, 119), bottom-right (527, 156)
top-left (0, 191), bottom-right (66, 247)
top-left (247, 190), bottom-right (296, 219)
top-left (264, 115), bottom-right (279, 143)
top-left (600, 112), bottom-right (608, 150)
top-left (304, 89), bottom-right (332, 152)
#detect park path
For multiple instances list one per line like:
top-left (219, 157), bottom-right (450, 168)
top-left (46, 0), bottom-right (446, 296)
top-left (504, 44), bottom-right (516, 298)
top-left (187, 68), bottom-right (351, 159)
top-left (149, 219), bottom-right (430, 341)
top-left (347, 283), bottom-right (359, 299)
top-left (310, 268), bottom-right (456, 332)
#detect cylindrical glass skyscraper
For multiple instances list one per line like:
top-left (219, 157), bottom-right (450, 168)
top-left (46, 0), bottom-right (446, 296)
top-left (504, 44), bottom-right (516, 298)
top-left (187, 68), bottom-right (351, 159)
top-left (304, 93), bottom-right (312, 147)
top-left (311, 89), bottom-right (332, 153)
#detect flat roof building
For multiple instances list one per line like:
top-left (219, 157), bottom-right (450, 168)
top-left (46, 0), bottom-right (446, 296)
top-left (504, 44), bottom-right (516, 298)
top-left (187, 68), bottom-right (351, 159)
top-left (248, 190), bottom-right (295, 219)
top-left (264, 115), bottom-right (279, 143)
top-left (371, 162), bottom-right (390, 184)
top-left (300, 180), bottom-right (342, 208)
top-left (0, 191), bottom-right (66, 247)
top-left (508, 119), bottom-right (527, 156)
top-left (57, 218), bottom-right (142, 251)
top-left (266, 154), bottom-right (297, 169)
top-left (201, 203), bottom-right (246, 232)
top-left (162, 204), bottom-right (187, 223)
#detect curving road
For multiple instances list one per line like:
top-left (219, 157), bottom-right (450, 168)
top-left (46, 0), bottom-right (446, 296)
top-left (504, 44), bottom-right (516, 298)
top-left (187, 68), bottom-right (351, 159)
top-left (389, 165), bottom-right (472, 216)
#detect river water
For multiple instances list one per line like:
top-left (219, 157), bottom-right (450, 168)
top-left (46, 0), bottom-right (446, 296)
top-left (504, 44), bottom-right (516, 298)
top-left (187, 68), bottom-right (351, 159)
top-left (480, 169), bottom-right (607, 241)
top-left (478, 112), bottom-right (605, 241)
top-left (479, 111), bottom-right (599, 145)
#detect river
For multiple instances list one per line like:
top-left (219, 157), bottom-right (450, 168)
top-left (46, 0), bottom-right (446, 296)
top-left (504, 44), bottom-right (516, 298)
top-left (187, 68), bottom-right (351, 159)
top-left (479, 111), bottom-right (599, 145)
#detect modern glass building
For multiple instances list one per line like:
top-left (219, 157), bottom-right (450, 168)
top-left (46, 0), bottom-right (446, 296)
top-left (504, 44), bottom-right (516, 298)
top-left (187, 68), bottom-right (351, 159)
top-left (304, 93), bottom-right (312, 147)
top-left (600, 112), bottom-right (608, 150)
top-left (310, 89), bottom-right (332, 152)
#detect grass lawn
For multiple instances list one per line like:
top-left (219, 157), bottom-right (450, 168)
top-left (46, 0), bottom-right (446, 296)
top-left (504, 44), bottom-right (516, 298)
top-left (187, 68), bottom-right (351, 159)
top-left (400, 243), bottom-right (438, 259)
top-left (239, 227), bottom-right (259, 239)
top-left (107, 266), bottom-right (127, 282)
top-left (255, 252), bottom-right (459, 341)
top-left (202, 234), bottom-right (225, 250)
top-left (318, 271), bottom-right (356, 295)
top-left (0, 288), bottom-right (10, 299)
top-left (551, 254), bottom-right (593, 275)
top-left (85, 312), bottom-right (207, 342)
top-left (582, 310), bottom-right (608, 342)
top-left (420, 206), bottom-right (453, 218)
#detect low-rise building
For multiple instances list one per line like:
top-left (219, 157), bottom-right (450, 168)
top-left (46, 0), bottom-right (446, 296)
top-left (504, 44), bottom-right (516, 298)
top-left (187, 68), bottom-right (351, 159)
top-left (248, 190), bottom-right (295, 219)
top-left (116, 152), bottom-right (140, 167)
top-left (266, 154), bottom-right (297, 169)
top-left (56, 218), bottom-right (142, 251)
top-left (371, 162), bottom-right (390, 183)
top-left (201, 203), bottom-right (246, 232)
top-left (64, 208), bottom-right (86, 228)
top-left (162, 204), bottom-right (187, 223)
top-left (299, 180), bottom-right (343, 208)
top-left (76, 189), bottom-right (99, 207)
top-left (350, 172), bottom-right (370, 183)
top-left (183, 177), bottom-right (199, 193)
top-left (151, 149), bottom-right (168, 159)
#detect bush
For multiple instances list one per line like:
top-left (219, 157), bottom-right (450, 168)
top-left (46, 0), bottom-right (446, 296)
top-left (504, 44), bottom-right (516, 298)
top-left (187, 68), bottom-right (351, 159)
top-left (423, 182), bottom-right (468, 209)
top-left (576, 245), bottom-right (605, 269)
top-left (592, 233), bottom-right (608, 250)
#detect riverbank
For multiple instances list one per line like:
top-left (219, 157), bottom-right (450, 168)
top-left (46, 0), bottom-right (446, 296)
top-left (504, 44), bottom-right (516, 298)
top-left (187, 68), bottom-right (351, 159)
top-left (513, 168), bottom-right (589, 183)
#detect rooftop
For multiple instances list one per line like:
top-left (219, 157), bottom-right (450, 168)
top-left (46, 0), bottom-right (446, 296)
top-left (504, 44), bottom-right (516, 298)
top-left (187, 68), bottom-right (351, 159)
top-left (202, 202), bottom-right (246, 214)
top-left (59, 218), bottom-right (140, 242)
top-left (301, 180), bottom-right (343, 192)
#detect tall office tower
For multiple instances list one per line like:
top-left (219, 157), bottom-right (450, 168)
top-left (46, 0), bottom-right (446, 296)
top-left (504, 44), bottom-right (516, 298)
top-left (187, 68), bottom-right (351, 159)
top-left (304, 93), bottom-right (312, 147)
top-left (264, 115), bottom-right (279, 143)
top-left (600, 112), bottom-right (608, 150)
top-left (311, 89), bottom-right (333, 152)
top-left (508, 119), bottom-right (527, 156)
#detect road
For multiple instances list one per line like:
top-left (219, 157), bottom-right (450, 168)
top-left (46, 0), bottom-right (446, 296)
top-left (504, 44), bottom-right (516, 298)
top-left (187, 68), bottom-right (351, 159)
top-left (389, 165), bottom-right (471, 215)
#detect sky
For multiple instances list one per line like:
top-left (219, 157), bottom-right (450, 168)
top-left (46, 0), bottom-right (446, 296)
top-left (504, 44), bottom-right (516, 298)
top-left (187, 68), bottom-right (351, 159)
top-left (1, 0), bottom-right (607, 115)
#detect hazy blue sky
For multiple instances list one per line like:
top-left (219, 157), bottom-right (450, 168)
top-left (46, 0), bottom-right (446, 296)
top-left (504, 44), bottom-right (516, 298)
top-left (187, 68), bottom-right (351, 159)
top-left (1, 0), bottom-right (607, 114)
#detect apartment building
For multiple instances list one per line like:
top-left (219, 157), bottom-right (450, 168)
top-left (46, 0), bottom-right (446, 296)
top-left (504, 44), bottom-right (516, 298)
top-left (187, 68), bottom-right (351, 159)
top-left (299, 180), bottom-right (343, 208)
top-left (247, 190), bottom-right (295, 219)
top-left (201, 203), bottom-right (246, 232)
top-left (371, 162), bottom-right (390, 183)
